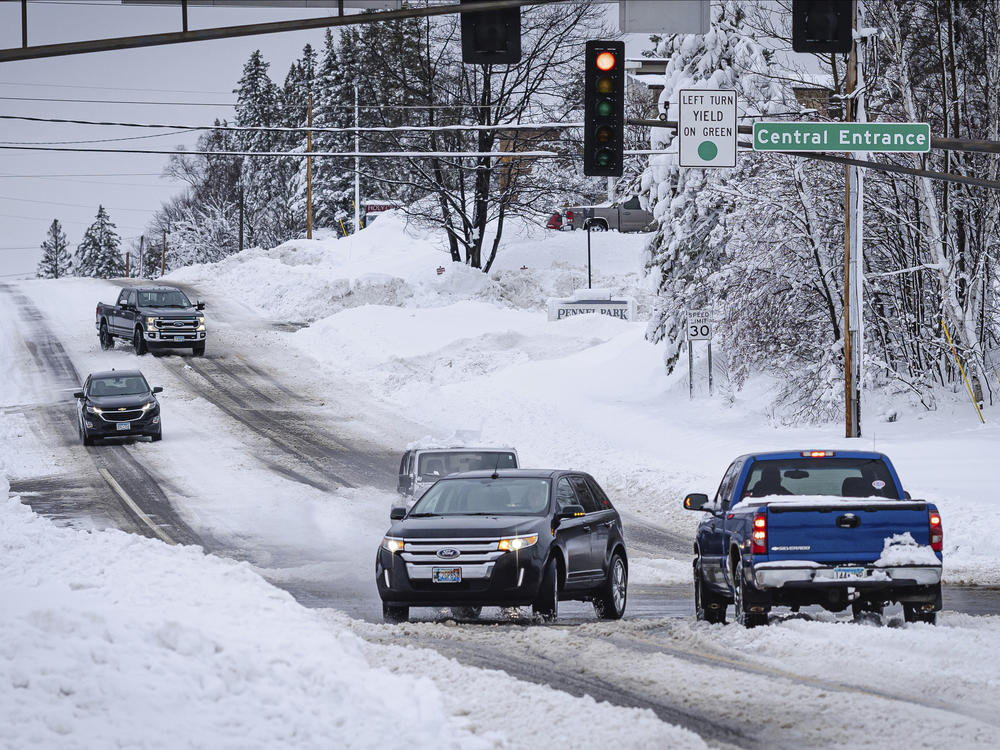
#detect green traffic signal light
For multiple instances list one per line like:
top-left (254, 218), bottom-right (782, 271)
top-left (595, 149), bottom-right (612, 167)
top-left (596, 99), bottom-right (613, 118)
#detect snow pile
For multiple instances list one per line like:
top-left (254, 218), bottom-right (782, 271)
top-left (0, 483), bottom-right (485, 750)
top-left (875, 532), bottom-right (942, 567)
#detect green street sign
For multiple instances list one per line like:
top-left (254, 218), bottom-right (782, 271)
top-left (752, 122), bottom-right (931, 153)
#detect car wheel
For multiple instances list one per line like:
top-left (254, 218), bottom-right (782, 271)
top-left (192, 343), bottom-right (205, 357)
top-left (594, 553), bottom-right (628, 620)
top-left (851, 600), bottom-right (885, 623)
top-left (532, 557), bottom-right (559, 622)
top-left (133, 327), bottom-right (147, 356)
top-left (150, 429), bottom-right (162, 442)
top-left (902, 605), bottom-right (936, 624)
top-left (99, 322), bottom-right (114, 350)
top-left (451, 606), bottom-right (482, 620)
top-left (732, 555), bottom-right (768, 628)
top-left (382, 602), bottom-right (409, 624)
top-left (694, 557), bottom-right (727, 624)
top-left (82, 426), bottom-right (95, 446)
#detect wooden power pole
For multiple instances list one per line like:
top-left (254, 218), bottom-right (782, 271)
top-left (307, 93), bottom-right (313, 239)
top-left (843, 0), bottom-right (862, 438)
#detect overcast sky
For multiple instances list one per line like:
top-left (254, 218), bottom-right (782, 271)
top-left (0, 0), bottom-right (652, 279)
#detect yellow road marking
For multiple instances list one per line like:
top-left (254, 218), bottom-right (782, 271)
top-left (98, 467), bottom-right (176, 545)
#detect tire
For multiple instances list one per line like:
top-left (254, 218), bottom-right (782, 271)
top-left (851, 600), bottom-right (885, 623)
top-left (694, 557), bottom-right (727, 624)
top-left (451, 606), bottom-right (482, 620)
top-left (192, 343), bottom-right (206, 357)
top-left (594, 553), bottom-right (628, 620)
top-left (133, 327), bottom-right (147, 356)
top-left (732, 555), bottom-right (769, 628)
top-left (586, 220), bottom-right (608, 232)
top-left (150, 429), bottom-right (162, 442)
top-left (532, 557), bottom-right (559, 622)
top-left (382, 602), bottom-right (409, 623)
top-left (80, 419), bottom-right (95, 446)
top-left (99, 322), bottom-right (114, 350)
top-left (903, 605), bottom-right (936, 624)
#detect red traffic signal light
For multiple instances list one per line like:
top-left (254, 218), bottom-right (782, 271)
top-left (584, 40), bottom-right (624, 177)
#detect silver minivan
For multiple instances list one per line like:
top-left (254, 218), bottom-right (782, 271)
top-left (397, 447), bottom-right (520, 507)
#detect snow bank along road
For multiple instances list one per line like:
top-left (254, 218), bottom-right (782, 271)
top-left (4, 279), bottom-right (1000, 749)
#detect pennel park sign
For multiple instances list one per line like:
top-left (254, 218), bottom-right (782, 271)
top-left (752, 122), bottom-right (931, 153)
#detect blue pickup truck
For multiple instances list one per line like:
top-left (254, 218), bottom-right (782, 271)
top-left (685, 450), bottom-right (943, 627)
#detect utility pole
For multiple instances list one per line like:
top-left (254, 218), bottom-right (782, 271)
top-left (161, 230), bottom-right (166, 277)
top-left (354, 84), bottom-right (360, 234)
top-left (138, 235), bottom-right (144, 278)
top-left (306, 93), bottom-right (313, 239)
top-left (238, 184), bottom-right (244, 252)
top-left (843, 0), bottom-right (863, 438)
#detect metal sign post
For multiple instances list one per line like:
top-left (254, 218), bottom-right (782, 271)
top-left (586, 224), bottom-right (592, 289)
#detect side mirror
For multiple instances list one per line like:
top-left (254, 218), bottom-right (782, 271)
top-left (196, 301), bottom-right (206, 311)
top-left (389, 507), bottom-right (407, 520)
top-left (152, 386), bottom-right (164, 394)
top-left (904, 490), bottom-right (912, 500)
top-left (73, 391), bottom-right (84, 399)
top-left (555, 504), bottom-right (586, 522)
top-left (684, 493), bottom-right (711, 511)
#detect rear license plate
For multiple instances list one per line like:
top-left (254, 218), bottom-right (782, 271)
top-left (174, 335), bottom-right (185, 341)
top-left (116, 422), bottom-right (131, 431)
top-left (432, 567), bottom-right (461, 583)
top-left (834, 566), bottom-right (865, 579)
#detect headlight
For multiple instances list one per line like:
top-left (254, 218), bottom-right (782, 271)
top-left (86, 405), bottom-right (103, 415)
top-left (145, 316), bottom-right (157, 332)
top-left (140, 401), bottom-right (157, 412)
top-left (497, 534), bottom-right (538, 552)
top-left (196, 316), bottom-right (206, 332)
top-left (381, 537), bottom-right (405, 553)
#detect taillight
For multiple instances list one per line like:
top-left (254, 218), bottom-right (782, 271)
top-left (751, 511), bottom-right (767, 555)
top-left (929, 510), bottom-right (943, 552)
top-left (566, 210), bottom-right (574, 221)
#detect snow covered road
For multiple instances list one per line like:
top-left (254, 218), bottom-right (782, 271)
top-left (4, 258), bottom-right (1000, 748)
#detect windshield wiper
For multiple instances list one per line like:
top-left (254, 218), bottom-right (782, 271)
top-left (407, 512), bottom-right (440, 517)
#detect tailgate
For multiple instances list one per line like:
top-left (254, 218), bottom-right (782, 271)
top-left (765, 501), bottom-right (929, 564)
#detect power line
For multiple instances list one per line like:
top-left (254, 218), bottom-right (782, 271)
top-left (0, 113), bottom-right (581, 134)
top-left (0, 144), bottom-right (564, 158)
top-left (0, 194), bottom-right (157, 212)
top-left (0, 80), bottom-right (232, 94)
top-left (0, 172), bottom-right (163, 177)
top-left (1, 130), bottom-right (196, 146)
top-left (0, 96), bottom-right (233, 106)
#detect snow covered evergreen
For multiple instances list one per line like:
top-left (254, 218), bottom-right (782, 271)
top-left (36, 218), bottom-right (71, 279)
top-left (74, 206), bottom-right (123, 279)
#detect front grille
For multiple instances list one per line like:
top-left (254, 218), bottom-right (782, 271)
top-left (154, 318), bottom-right (198, 333)
top-left (100, 408), bottom-right (145, 422)
top-left (400, 537), bottom-right (505, 580)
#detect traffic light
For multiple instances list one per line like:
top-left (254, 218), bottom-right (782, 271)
top-left (460, 0), bottom-right (521, 65)
top-left (792, 0), bottom-right (852, 54)
top-left (583, 40), bottom-right (624, 177)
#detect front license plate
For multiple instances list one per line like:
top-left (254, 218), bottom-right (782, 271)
top-left (432, 567), bottom-right (461, 583)
top-left (834, 566), bottom-right (865, 579)
top-left (116, 422), bottom-right (131, 431)
top-left (174, 335), bottom-right (185, 341)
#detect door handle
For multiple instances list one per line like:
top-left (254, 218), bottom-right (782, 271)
top-left (582, 525), bottom-right (592, 533)
top-left (603, 520), bottom-right (615, 528)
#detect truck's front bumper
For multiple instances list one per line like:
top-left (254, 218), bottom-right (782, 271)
top-left (753, 563), bottom-right (942, 589)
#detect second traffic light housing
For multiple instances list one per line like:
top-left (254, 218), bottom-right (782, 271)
top-left (584, 40), bottom-right (625, 177)
top-left (460, 0), bottom-right (521, 65)
top-left (792, 0), bottom-right (852, 54)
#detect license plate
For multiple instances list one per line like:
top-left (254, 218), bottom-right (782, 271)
top-left (116, 422), bottom-right (131, 431)
top-left (432, 567), bottom-right (461, 583)
top-left (174, 335), bottom-right (185, 341)
top-left (833, 566), bottom-right (865, 579)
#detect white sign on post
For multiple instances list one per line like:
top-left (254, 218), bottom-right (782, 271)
top-left (678, 89), bottom-right (737, 168)
top-left (687, 310), bottom-right (713, 340)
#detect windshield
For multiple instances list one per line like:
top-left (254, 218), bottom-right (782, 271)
top-left (417, 451), bottom-right (517, 480)
top-left (88, 375), bottom-right (149, 397)
top-left (137, 289), bottom-right (191, 308)
top-left (411, 478), bottom-right (550, 516)
top-left (742, 458), bottom-right (899, 500)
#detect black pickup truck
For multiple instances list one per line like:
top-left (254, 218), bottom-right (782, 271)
top-left (96, 285), bottom-right (207, 356)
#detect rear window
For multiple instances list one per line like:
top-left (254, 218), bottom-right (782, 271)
top-left (417, 451), bottom-right (517, 479)
top-left (411, 478), bottom-right (550, 516)
top-left (742, 458), bottom-right (898, 500)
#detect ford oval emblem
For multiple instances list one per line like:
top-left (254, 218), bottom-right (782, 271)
top-left (436, 548), bottom-right (460, 559)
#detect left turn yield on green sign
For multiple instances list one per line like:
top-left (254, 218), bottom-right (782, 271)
top-left (678, 89), bottom-right (737, 168)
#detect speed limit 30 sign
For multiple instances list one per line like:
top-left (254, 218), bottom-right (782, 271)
top-left (687, 310), bottom-right (713, 340)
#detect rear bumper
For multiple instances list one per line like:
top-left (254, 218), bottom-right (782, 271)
top-left (753, 563), bottom-right (942, 589)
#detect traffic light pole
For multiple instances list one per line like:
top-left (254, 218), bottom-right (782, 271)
top-left (843, 0), bottom-right (863, 438)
